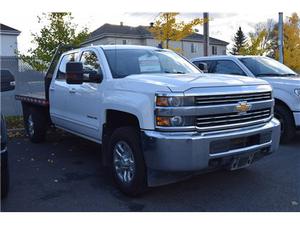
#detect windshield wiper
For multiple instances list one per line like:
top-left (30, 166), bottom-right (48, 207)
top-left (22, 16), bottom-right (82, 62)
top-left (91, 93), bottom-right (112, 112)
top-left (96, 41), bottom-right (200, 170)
top-left (256, 73), bottom-right (286, 77)
top-left (164, 70), bottom-right (186, 74)
top-left (282, 73), bottom-right (298, 76)
top-left (256, 73), bottom-right (298, 77)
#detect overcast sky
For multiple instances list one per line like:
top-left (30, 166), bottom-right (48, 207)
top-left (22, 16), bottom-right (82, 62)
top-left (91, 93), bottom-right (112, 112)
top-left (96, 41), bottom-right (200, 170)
top-left (0, 11), bottom-right (295, 53)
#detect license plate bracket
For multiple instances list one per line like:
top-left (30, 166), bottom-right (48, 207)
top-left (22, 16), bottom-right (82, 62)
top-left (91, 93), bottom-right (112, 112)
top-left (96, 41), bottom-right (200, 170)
top-left (229, 153), bottom-right (254, 170)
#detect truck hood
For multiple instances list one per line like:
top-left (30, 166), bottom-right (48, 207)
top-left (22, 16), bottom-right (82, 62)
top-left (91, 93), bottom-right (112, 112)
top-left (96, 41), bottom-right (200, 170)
top-left (126, 73), bottom-right (268, 92)
top-left (259, 76), bottom-right (300, 89)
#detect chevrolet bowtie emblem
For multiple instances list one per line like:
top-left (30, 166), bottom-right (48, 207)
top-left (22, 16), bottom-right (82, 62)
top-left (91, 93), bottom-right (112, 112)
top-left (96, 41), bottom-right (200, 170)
top-left (236, 101), bottom-right (251, 113)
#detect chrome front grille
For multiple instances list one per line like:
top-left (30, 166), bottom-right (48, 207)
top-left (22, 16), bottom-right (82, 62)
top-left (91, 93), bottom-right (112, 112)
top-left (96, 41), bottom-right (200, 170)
top-left (195, 92), bottom-right (272, 106)
top-left (155, 88), bottom-right (273, 132)
top-left (195, 109), bottom-right (272, 131)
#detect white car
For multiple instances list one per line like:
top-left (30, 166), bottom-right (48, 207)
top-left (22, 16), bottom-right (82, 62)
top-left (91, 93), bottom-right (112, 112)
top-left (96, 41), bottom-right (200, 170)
top-left (16, 46), bottom-right (280, 195)
top-left (192, 55), bottom-right (300, 143)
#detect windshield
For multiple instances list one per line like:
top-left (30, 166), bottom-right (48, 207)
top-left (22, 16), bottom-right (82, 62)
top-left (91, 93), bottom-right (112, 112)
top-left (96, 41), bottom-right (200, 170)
top-left (104, 48), bottom-right (200, 78)
top-left (239, 57), bottom-right (298, 77)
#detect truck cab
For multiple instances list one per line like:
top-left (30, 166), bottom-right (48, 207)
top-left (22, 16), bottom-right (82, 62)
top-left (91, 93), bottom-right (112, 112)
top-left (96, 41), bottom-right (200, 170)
top-left (192, 55), bottom-right (300, 143)
top-left (17, 45), bottom-right (281, 195)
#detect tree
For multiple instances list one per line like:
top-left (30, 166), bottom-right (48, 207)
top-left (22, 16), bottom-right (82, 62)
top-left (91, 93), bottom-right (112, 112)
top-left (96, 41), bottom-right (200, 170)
top-left (239, 29), bottom-right (272, 55)
top-left (231, 27), bottom-right (247, 55)
top-left (149, 13), bottom-right (207, 50)
top-left (276, 13), bottom-right (300, 71)
top-left (19, 13), bottom-right (89, 72)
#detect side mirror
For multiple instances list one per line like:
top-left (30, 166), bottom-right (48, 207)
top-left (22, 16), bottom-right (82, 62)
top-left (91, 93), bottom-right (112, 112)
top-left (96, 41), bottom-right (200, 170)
top-left (0, 70), bottom-right (15, 92)
top-left (66, 62), bottom-right (83, 85)
top-left (83, 70), bottom-right (103, 83)
top-left (196, 62), bottom-right (208, 73)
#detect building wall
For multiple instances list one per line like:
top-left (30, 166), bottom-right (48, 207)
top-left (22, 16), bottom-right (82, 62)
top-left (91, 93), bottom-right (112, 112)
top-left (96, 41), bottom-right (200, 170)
top-left (0, 34), bottom-right (18, 56)
top-left (84, 37), bottom-right (144, 46)
top-left (84, 37), bottom-right (227, 59)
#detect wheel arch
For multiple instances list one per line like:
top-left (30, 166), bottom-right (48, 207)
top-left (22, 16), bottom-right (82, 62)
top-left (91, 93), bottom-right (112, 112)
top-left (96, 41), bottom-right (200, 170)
top-left (101, 109), bottom-right (141, 166)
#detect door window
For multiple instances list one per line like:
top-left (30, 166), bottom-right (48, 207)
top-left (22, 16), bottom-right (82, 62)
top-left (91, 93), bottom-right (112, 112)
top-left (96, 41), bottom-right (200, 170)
top-left (193, 60), bottom-right (215, 73)
top-left (213, 60), bottom-right (245, 75)
top-left (56, 53), bottom-right (78, 80)
top-left (80, 51), bottom-right (102, 82)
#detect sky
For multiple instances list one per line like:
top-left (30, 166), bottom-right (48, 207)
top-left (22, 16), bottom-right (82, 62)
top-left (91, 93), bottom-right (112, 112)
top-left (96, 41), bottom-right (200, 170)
top-left (0, 11), bottom-right (296, 54)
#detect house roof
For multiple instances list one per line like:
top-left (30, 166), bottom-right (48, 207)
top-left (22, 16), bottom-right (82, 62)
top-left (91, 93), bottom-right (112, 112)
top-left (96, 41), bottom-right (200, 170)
top-left (85, 23), bottom-right (229, 46)
top-left (0, 23), bottom-right (21, 34)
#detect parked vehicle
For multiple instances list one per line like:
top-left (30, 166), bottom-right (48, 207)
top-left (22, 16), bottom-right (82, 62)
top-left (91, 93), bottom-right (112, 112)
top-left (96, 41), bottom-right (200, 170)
top-left (192, 56), bottom-right (300, 143)
top-left (16, 45), bottom-right (280, 195)
top-left (1, 69), bottom-right (15, 198)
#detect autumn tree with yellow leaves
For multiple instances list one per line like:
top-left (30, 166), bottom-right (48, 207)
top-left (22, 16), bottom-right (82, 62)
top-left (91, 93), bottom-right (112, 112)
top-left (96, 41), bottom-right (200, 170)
top-left (238, 13), bottom-right (300, 71)
top-left (276, 13), bottom-right (300, 71)
top-left (239, 23), bottom-right (273, 56)
top-left (149, 13), bottom-right (207, 50)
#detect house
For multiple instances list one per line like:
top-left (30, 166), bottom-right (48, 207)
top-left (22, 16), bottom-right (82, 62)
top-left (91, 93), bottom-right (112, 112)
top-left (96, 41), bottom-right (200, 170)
top-left (81, 23), bottom-right (229, 59)
top-left (0, 23), bottom-right (21, 74)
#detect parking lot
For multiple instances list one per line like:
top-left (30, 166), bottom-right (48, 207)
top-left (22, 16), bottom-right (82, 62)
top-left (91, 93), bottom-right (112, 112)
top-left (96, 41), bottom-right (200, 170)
top-left (1, 131), bottom-right (300, 212)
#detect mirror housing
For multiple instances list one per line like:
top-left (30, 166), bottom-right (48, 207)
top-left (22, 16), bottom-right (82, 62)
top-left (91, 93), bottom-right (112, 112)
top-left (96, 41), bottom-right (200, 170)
top-left (196, 62), bottom-right (208, 73)
top-left (83, 70), bottom-right (103, 83)
top-left (0, 70), bottom-right (15, 92)
top-left (66, 62), bottom-right (83, 84)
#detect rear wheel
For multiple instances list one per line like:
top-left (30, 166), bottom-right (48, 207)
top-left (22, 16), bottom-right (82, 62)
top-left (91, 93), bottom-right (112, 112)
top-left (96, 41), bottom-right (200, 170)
top-left (274, 104), bottom-right (296, 144)
top-left (24, 107), bottom-right (47, 143)
top-left (109, 126), bottom-right (147, 196)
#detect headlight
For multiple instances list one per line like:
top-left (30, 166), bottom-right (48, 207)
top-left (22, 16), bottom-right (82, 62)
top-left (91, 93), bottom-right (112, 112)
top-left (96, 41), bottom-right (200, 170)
top-left (156, 96), bottom-right (194, 107)
top-left (295, 89), bottom-right (300, 96)
top-left (156, 116), bottom-right (194, 127)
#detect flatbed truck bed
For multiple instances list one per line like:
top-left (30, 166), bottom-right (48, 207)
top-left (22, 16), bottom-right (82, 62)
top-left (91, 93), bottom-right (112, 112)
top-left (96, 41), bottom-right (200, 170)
top-left (15, 92), bottom-right (48, 106)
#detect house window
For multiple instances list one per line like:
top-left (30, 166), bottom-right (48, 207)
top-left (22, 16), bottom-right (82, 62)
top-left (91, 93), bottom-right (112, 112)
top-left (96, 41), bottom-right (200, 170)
top-left (212, 46), bottom-right (218, 55)
top-left (122, 40), bottom-right (127, 45)
top-left (191, 43), bottom-right (196, 53)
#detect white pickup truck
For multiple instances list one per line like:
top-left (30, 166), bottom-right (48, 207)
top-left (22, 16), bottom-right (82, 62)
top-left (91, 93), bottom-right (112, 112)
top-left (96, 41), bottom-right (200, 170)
top-left (16, 45), bottom-right (280, 195)
top-left (192, 56), bottom-right (300, 143)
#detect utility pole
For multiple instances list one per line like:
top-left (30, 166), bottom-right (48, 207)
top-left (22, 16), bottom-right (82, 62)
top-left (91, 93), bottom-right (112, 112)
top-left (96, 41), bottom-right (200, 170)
top-left (203, 12), bottom-right (209, 56)
top-left (278, 12), bottom-right (284, 63)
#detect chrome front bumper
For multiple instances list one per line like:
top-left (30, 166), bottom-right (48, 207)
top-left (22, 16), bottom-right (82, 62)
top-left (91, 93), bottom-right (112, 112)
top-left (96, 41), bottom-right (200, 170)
top-left (141, 118), bottom-right (281, 172)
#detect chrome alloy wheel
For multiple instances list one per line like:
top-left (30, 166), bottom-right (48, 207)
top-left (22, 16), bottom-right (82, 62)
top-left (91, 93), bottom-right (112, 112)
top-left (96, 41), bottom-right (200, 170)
top-left (113, 141), bottom-right (135, 183)
top-left (27, 115), bottom-right (34, 137)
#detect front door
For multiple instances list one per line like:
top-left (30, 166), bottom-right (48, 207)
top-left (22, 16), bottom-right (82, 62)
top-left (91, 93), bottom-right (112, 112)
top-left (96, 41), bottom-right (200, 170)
top-left (66, 49), bottom-right (103, 139)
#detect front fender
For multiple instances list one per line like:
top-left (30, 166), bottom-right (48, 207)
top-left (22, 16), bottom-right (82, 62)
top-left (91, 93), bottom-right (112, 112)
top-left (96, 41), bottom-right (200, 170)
top-left (273, 88), bottom-right (300, 112)
top-left (102, 90), bottom-right (155, 130)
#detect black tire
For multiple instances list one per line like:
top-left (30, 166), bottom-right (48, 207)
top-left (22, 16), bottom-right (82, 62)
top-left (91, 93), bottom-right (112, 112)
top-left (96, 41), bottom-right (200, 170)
top-left (1, 152), bottom-right (9, 198)
top-left (274, 104), bottom-right (296, 144)
top-left (23, 106), bottom-right (47, 143)
top-left (109, 126), bottom-right (147, 196)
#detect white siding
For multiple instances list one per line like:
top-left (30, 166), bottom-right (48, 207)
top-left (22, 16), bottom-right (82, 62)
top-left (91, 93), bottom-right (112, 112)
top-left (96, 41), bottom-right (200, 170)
top-left (85, 37), bottom-right (227, 59)
top-left (83, 37), bottom-right (144, 46)
top-left (0, 34), bottom-right (18, 56)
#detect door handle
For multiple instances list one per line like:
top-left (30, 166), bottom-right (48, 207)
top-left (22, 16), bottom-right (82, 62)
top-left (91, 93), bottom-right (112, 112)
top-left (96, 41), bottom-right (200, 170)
top-left (49, 87), bottom-right (55, 91)
top-left (69, 88), bottom-right (76, 94)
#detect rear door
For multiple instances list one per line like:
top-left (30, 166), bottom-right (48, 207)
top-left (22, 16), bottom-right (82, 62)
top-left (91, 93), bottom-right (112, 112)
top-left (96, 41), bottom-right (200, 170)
top-left (49, 52), bottom-right (78, 127)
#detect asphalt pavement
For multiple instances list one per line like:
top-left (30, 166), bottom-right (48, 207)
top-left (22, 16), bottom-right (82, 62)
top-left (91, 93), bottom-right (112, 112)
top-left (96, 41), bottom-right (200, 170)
top-left (1, 131), bottom-right (300, 212)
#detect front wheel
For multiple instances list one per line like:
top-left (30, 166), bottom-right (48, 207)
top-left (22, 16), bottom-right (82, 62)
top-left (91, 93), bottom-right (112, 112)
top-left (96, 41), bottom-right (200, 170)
top-left (274, 104), bottom-right (296, 144)
top-left (109, 126), bottom-right (147, 196)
